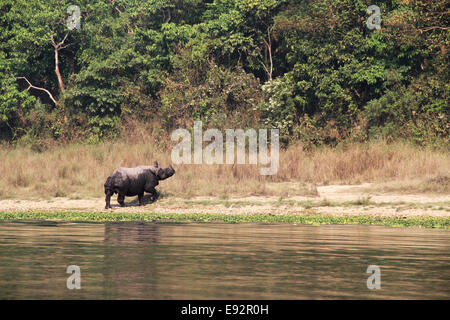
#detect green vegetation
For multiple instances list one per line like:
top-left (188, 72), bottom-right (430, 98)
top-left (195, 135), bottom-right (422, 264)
top-left (165, 198), bottom-right (450, 211)
top-left (0, 0), bottom-right (448, 147)
top-left (0, 211), bottom-right (448, 228)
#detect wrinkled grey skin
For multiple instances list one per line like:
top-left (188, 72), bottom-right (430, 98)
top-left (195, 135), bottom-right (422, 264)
top-left (104, 161), bottom-right (175, 209)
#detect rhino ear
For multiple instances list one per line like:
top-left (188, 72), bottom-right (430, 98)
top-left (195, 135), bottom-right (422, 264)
top-left (154, 161), bottom-right (159, 167)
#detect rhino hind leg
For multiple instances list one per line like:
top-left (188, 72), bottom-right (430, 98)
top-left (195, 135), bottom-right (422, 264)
top-left (117, 193), bottom-right (125, 207)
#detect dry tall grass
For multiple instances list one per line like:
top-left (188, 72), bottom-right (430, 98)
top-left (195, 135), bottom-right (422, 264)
top-left (0, 138), bottom-right (448, 200)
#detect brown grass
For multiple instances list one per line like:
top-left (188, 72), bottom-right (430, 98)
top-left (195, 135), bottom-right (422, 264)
top-left (0, 138), bottom-right (448, 200)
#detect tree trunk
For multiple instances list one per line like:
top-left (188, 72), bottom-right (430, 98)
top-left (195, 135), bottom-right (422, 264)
top-left (261, 27), bottom-right (273, 81)
top-left (50, 33), bottom-right (69, 94)
top-left (54, 48), bottom-right (65, 92)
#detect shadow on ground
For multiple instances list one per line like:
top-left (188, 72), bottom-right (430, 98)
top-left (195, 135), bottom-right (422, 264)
top-left (109, 193), bottom-right (159, 208)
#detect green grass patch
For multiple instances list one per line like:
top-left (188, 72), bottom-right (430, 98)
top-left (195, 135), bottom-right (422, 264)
top-left (164, 199), bottom-right (449, 210)
top-left (0, 211), bottom-right (449, 229)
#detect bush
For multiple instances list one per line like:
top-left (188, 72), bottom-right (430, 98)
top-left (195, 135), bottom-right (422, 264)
top-left (158, 46), bottom-right (262, 130)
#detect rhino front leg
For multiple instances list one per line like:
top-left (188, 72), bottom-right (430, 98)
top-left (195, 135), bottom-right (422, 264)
top-left (138, 192), bottom-right (145, 206)
top-left (105, 190), bottom-right (113, 209)
top-left (117, 193), bottom-right (125, 207)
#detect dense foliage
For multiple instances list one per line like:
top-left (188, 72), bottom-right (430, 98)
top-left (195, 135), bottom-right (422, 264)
top-left (0, 0), bottom-right (448, 147)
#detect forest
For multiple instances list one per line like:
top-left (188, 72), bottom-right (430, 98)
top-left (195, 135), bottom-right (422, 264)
top-left (0, 0), bottom-right (448, 149)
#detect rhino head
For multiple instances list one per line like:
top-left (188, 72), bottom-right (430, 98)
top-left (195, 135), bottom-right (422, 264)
top-left (155, 164), bottom-right (175, 180)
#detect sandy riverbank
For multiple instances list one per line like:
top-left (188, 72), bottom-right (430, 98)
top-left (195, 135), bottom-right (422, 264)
top-left (1, 184), bottom-right (448, 218)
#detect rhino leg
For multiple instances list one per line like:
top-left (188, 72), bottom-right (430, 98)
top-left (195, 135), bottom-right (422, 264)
top-left (138, 192), bottom-right (144, 206)
top-left (146, 187), bottom-right (158, 202)
top-left (105, 189), bottom-right (113, 209)
top-left (117, 193), bottom-right (125, 207)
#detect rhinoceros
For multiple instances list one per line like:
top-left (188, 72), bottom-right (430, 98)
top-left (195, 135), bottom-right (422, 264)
top-left (104, 161), bottom-right (175, 209)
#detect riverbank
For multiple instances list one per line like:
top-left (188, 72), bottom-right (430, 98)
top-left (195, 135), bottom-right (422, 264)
top-left (1, 184), bottom-right (448, 228)
top-left (0, 211), bottom-right (448, 229)
top-left (1, 141), bottom-right (448, 228)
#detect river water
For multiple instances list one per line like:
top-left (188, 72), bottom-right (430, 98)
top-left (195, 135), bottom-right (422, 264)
top-left (0, 221), bottom-right (448, 299)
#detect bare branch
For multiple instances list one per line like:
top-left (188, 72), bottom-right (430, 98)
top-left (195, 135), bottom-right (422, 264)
top-left (419, 26), bottom-right (449, 33)
top-left (50, 33), bottom-right (69, 50)
top-left (59, 32), bottom-right (69, 47)
top-left (261, 27), bottom-right (273, 80)
top-left (165, 8), bottom-right (171, 24)
top-left (50, 34), bottom-right (56, 47)
top-left (258, 58), bottom-right (270, 79)
top-left (49, 33), bottom-right (69, 92)
top-left (267, 28), bottom-right (273, 80)
top-left (109, 0), bottom-right (122, 14)
top-left (16, 76), bottom-right (58, 105)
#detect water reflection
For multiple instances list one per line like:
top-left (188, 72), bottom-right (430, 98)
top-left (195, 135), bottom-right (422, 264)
top-left (103, 223), bottom-right (160, 299)
top-left (0, 221), bottom-right (448, 299)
